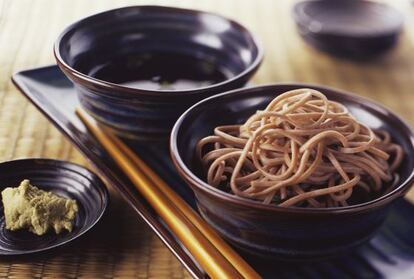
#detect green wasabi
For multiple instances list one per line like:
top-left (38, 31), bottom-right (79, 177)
top-left (1, 179), bottom-right (78, 236)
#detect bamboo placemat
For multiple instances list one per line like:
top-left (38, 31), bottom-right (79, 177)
top-left (1, 0), bottom-right (414, 278)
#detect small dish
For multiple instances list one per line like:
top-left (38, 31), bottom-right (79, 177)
top-left (170, 84), bottom-right (414, 260)
top-left (0, 158), bottom-right (108, 255)
top-left (293, 0), bottom-right (403, 58)
top-left (54, 6), bottom-right (263, 140)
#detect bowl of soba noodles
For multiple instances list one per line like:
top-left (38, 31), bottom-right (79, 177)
top-left (170, 84), bottom-right (414, 260)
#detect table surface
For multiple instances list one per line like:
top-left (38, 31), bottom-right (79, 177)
top-left (1, 0), bottom-right (414, 278)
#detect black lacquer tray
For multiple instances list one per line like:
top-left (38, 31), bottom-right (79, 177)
top-left (12, 65), bottom-right (414, 278)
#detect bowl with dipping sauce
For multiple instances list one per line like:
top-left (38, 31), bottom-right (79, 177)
top-left (54, 6), bottom-right (263, 140)
top-left (170, 84), bottom-right (414, 260)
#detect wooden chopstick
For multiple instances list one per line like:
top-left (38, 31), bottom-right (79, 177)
top-left (106, 122), bottom-right (261, 279)
top-left (76, 108), bottom-right (261, 279)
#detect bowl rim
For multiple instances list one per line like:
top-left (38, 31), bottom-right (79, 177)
top-left (0, 158), bottom-right (109, 255)
top-left (170, 83), bottom-right (414, 215)
top-left (54, 5), bottom-right (264, 97)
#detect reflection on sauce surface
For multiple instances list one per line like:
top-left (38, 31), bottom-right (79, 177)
top-left (89, 51), bottom-right (232, 90)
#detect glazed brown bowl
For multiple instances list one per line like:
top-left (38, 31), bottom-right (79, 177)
top-left (54, 6), bottom-right (263, 140)
top-left (292, 0), bottom-right (403, 59)
top-left (170, 84), bottom-right (414, 260)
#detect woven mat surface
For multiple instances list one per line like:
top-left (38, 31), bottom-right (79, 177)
top-left (1, 0), bottom-right (414, 278)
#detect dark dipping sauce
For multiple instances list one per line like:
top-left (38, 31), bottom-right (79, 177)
top-left (88, 51), bottom-right (232, 91)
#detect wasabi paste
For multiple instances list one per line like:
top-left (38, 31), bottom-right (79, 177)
top-left (1, 179), bottom-right (78, 236)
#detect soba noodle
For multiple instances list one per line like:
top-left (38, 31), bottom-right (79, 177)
top-left (196, 89), bottom-right (404, 208)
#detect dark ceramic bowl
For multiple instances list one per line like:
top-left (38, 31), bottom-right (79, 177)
top-left (293, 0), bottom-right (403, 58)
top-left (170, 84), bottom-right (414, 260)
top-left (54, 6), bottom-right (263, 140)
top-left (0, 159), bottom-right (108, 255)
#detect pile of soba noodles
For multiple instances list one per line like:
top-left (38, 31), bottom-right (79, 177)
top-left (196, 89), bottom-right (403, 208)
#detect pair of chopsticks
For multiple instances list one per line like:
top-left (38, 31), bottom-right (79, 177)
top-left (76, 108), bottom-right (260, 279)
